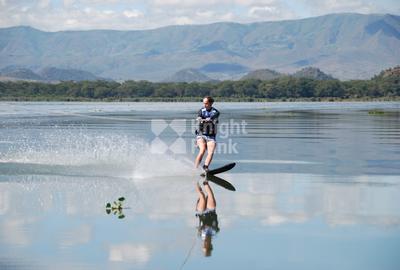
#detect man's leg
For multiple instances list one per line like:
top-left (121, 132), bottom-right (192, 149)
top-left (204, 140), bottom-right (216, 167)
top-left (204, 182), bottom-right (216, 209)
top-left (195, 182), bottom-right (206, 212)
top-left (195, 138), bottom-right (206, 168)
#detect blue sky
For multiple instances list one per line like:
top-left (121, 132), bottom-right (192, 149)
top-left (1, 0), bottom-right (399, 31)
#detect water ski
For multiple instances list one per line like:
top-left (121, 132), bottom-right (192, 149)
top-left (200, 162), bottom-right (236, 177)
top-left (207, 174), bottom-right (236, 191)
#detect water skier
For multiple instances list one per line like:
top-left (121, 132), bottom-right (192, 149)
top-left (194, 96), bottom-right (220, 173)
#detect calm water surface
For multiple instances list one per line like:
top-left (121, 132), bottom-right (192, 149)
top-left (0, 102), bottom-right (399, 270)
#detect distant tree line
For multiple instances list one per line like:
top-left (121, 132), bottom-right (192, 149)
top-left (0, 75), bottom-right (399, 101)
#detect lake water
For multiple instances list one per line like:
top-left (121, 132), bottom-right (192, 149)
top-left (1, 102), bottom-right (400, 270)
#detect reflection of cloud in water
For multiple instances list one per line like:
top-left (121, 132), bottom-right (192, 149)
top-left (0, 189), bottom-right (10, 215)
top-left (262, 215), bottom-right (287, 225)
top-left (262, 213), bottom-right (308, 226)
top-left (0, 170), bottom-right (399, 270)
top-left (1, 172), bottom-right (400, 231)
top-left (109, 244), bottom-right (150, 263)
top-left (220, 173), bottom-right (400, 227)
top-left (1, 217), bottom-right (37, 246)
top-left (59, 224), bottom-right (92, 248)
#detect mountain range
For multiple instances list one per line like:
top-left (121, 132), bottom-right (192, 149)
top-left (0, 13), bottom-right (399, 81)
top-left (166, 66), bottom-right (334, 82)
top-left (0, 66), bottom-right (105, 82)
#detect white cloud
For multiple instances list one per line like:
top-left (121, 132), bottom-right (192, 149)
top-left (123, 9), bottom-right (143, 18)
top-left (0, 0), bottom-right (398, 31)
top-left (235, 0), bottom-right (277, 5)
top-left (83, 7), bottom-right (92, 13)
top-left (65, 19), bottom-right (78, 26)
top-left (196, 10), bottom-right (215, 18)
top-left (63, 0), bottom-right (75, 7)
top-left (38, 0), bottom-right (51, 9)
top-left (152, 0), bottom-right (223, 7)
top-left (220, 12), bottom-right (236, 21)
top-left (20, 5), bottom-right (30, 12)
top-left (174, 16), bottom-right (194, 25)
top-left (103, 9), bottom-right (115, 15)
top-left (249, 6), bottom-right (277, 16)
top-left (297, 0), bottom-right (396, 16)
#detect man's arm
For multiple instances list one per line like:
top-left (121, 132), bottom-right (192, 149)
top-left (197, 109), bottom-right (203, 122)
top-left (210, 108), bottom-right (220, 121)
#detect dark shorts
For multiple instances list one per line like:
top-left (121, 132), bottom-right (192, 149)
top-left (196, 209), bottom-right (219, 228)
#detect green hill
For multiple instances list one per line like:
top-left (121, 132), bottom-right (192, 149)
top-left (163, 68), bottom-right (214, 82)
top-left (241, 69), bottom-right (284, 80)
top-left (292, 67), bottom-right (335, 80)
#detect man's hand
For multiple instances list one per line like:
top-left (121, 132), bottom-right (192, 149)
top-left (198, 118), bottom-right (213, 123)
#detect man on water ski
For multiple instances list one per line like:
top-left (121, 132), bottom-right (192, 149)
top-left (195, 96), bottom-right (220, 173)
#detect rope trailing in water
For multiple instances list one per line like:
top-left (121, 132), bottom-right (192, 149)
top-left (179, 233), bottom-right (198, 270)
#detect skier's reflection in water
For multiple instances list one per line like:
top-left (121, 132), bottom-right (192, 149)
top-left (195, 179), bottom-right (220, 257)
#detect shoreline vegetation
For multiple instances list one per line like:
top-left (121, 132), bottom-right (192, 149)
top-left (1, 69), bottom-right (399, 102)
top-left (2, 96), bottom-right (400, 102)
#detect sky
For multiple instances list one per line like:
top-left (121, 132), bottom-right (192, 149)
top-left (0, 0), bottom-right (399, 31)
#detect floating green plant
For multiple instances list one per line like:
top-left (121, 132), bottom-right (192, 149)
top-left (106, 197), bottom-right (126, 219)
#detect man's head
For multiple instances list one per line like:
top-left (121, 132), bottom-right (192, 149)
top-left (203, 96), bottom-right (214, 110)
top-left (202, 234), bottom-right (213, 257)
